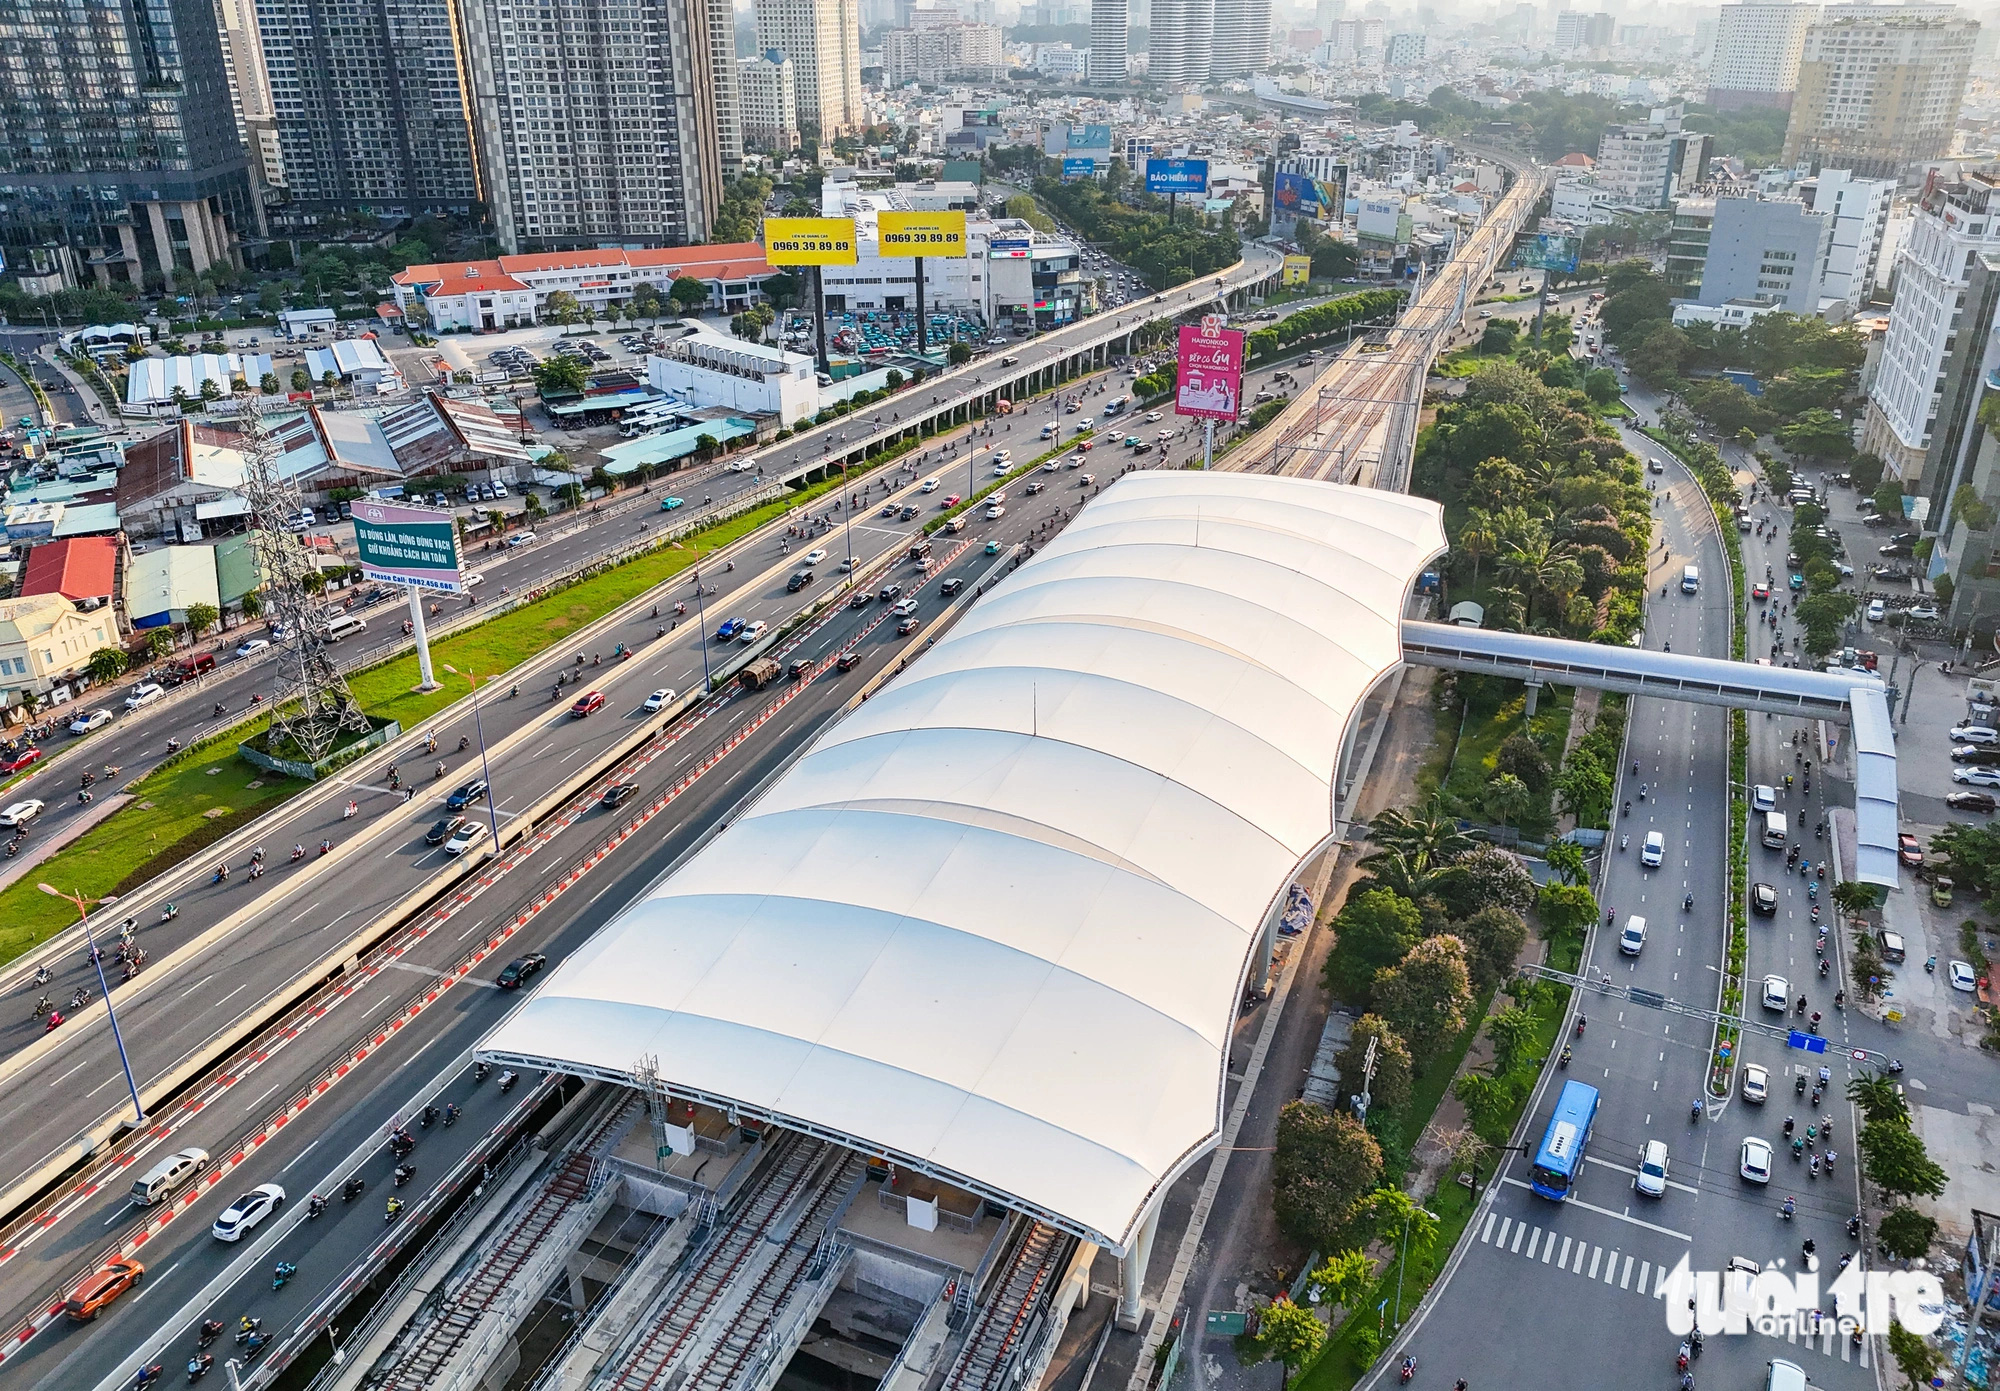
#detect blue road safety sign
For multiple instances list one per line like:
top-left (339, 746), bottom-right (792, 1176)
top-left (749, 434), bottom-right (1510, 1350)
top-left (1788, 1031), bottom-right (1828, 1053)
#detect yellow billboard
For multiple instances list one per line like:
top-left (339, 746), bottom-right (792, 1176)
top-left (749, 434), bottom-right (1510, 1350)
top-left (876, 210), bottom-right (968, 258)
top-left (762, 217), bottom-right (859, 266)
top-left (1281, 253), bottom-right (1312, 286)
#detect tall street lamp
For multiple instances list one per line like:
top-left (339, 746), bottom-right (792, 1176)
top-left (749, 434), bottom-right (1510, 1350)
top-left (38, 883), bottom-right (145, 1127)
top-left (440, 665), bottom-right (505, 856)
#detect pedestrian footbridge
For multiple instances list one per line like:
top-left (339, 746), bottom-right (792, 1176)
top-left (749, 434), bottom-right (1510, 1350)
top-left (1397, 621), bottom-right (1900, 885)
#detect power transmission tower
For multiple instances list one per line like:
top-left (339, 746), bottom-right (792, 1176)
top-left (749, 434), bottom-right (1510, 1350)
top-left (235, 395), bottom-right (371, 763)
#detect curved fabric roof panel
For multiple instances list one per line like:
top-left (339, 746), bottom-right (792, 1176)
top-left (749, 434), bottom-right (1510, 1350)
top-left (478, 474), bottom-right (1447, 1250)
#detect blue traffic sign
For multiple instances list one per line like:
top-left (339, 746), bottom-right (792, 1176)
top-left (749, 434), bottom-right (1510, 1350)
top-left (1788, 1031), bottom-right (1828, 1053)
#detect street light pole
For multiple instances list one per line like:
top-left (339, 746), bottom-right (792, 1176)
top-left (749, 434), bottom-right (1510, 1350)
top-left (38, 883), bottom-right (145, 1127)
top-left (441, 666), bottom-right (503, 853)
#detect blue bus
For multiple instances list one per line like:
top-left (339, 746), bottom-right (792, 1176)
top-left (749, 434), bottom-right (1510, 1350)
top-left (1530, 1080), bottom-right (1600, 1201)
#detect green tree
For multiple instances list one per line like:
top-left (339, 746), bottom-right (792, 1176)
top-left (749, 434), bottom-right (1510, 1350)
top-left (1441, 845), bottom-right (1539, 920)
top-left (1352, 1187), bottom-right (1440, 1253)
top-left (1537, 882), bottom-right (1599, 938)
top-left (86, 647), bottom-right (130, 683)
top-left (291, 368), bottom-right (311, 392)
top-left (146, 629), bottom-right (173, 660)
top-left (1544, 840), bottom-right (1586, 886)
top-left (1271, 1102), bottom-right (1383, 1252)
top-left (1795, 591), bottom-right (1857, 655)
top-left (320, 369), bottom-right (339, 395)
top-left (1495, 732), bottom-right (1552, 799)
top-left (183, 601), bottom-right (219, 637)
top-left (1875, 1205), bottom-right (1938, 1262)
top-left (1886, 1324), bottom-right (1941, 1388)
top-left (534, 357), bottom-right (588, 395)
top-left (1846, 1072), bottom-right (1908, 1125)
top-left (1256, 1299), bottom-right (1323, 1389)
top-left (1859, 1119), bottom-right (1948, 1199)
top-left (1334, 1014), bottom-right (1413, 1114)
top-left (198, 378), bottom-right (222, 406)
top-left (1482, 1005), bottom-right (1539, 1075)
top-left (1323, 887), bottom-right (1422, 998)
top-left (1372, 935), bottom-right (1474, 1062)
top-left (1555, 756), bottom-right (1612, 825)
top-left (1305, 1249), bottom-right (1373, 1311)
top-left (240, 592), bottom-right (263, 619)
top-left (543, 289), bottom-right (581, 326)
top-left (948, 341), bottom-right (973, 365)
top-left (669, 276), bottom-right (711, 315)
top-left (1777, 409), bottom-right (1854, 458)
top-left (1583, 368), bottom-right (1621, 405)
top-left (1453, 905), bottom-right (1530, 990)
top-left (260, 372), bottom-right (280, 395)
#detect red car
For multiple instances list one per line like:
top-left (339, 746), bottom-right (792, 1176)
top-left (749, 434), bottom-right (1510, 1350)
top-left (569, 690), bottom-right (606, 718)
top-left (1897, 832), bottom-right (1923, 867)
top-left (0, 748), bottom-right (41, 774)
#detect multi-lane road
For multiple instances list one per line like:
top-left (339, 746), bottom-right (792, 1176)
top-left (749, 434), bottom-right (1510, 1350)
top-left (1382, 424), bottom-right (1880, 1391)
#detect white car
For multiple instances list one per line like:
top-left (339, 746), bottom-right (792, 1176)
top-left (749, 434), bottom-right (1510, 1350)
top-left (920, 478), bottom-right (940, 493)
top-left (1042, 460), bottom-right (1062, 473)
top-left (1950, 724), bottom-right (2000, 744)
top-left (1908, 602), bottom-right (1940, 621)
top-left (737, 620), bottom-right (768, 643)
top-left (890, 598), bottom-right (919, 617)
top-left (803, 548), bottom-right (827, 565)
top-left (1752, 784), bottom-right (1776, 812)
top-left (1953, 766), bottom-right (2000, 788)
top-left (1950, 959), bottom-right (1979, 992)
top-left (1866, 598), bottom-right (1886, 623)
top-left (235, 638), bottom-right (270, 658)
top-left (506, 531), bottom-right (536, 547)
top-left (462, 572), bottom-right (483, 588)
top-left (1741, 1063), bottom-right (1769, 1103)
top-left (0, 799), bottom-right (44, 828)
top-left (212, 1184), bottom-right (285, 1241)
top-left (1079, 418), bottom-right (1094, 429)
top-left (1635, 1139), bottom-right (1669, 1198)
top-left (1619, 918), bottom-right (1646, 954)
top-left (985, 504), bottom-right (1006, 520)
top-left (992, 449), bottom-right (1010, 464)
top-left (729, 460), bottom-right (757, 472)
top-left (123, 682), bottom-right (165, 710)
top-left (1761, 975), bottom-right (1789, 1011)
top-left (642, 688), bottom-right (678, 712)
top-left (993, 461), bottom-right (1011, 476)
top-left (1739, 1137), bottom-right (1773, 1185)
top-left (1641, 830), bottom-right (1665, 867)
top-left (444, 821), bottom-right (487, 857)
top-left (1145, 410), bottom-right (1162, 422)
top-left (69, 708), bottom-right (113, 735)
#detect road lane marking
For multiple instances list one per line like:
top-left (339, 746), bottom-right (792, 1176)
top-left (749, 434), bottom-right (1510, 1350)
top-left (279, 1139), bottom-right (319, 1174)
top-left (1498, 1178), bottom-right (1691, 1240)
top-left (48, 1055), bottom-right (96, 1086)
top-left (321, 909), bottom-right (356, 933)
top-left (1542, 1232), bottom-right (1555, 1263)
top-left (1558, 1236), bottom-right (1571, 1267)
top-left (177, 973), bottom-right (215, 1001)
top-left (1621, 1255), bottom-right (1634, 1288)
top-left (1511, 1222), bottom-right (1526, 1253)
top-left (288, 901), bottom-right (320, 925)
top-left (242, 1075), bottom-right (286, 1111)
top-left (1588, 1246), bottom-right (1602, 1279)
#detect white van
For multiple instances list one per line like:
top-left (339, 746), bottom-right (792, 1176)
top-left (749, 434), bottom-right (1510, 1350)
top-left (1681, 564), bottom-right (1700, 594)
top-left (322, 612), bottom-right (368, 643)
top-left (1641, 831), bottom-right (1665, 867)
top-left (1620, 915), bottom-right (1647, 954)
top-left (131, 1147), bottom-right (210, 1206)
top-left (1764, 1358), bottom-right (1809, 1391)
top-left (1762, 810), bottom-right (1788, 849)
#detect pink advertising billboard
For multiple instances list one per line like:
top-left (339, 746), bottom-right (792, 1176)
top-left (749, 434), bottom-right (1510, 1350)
top-left (1176, 320), bottom-right (1246, 422)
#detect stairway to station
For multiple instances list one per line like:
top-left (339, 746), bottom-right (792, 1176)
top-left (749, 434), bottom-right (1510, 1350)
top-left (940, 1221), bottom-right (1072, 1391)
top-left (598, 1132), bottom-right (855, 1390)
top-left (374, 1095), bottom-right (642, 1391)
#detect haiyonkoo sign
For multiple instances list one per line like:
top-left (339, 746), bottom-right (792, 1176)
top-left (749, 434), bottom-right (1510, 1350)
top-left (1175, 319), bottom-right (1246, 422)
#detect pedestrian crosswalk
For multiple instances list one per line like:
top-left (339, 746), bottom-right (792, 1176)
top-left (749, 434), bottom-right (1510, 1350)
top-left (1474, 1209), bottom-right (1872, 1368)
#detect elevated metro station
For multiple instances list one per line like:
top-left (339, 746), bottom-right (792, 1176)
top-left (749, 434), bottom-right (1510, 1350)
top-left (434, 473), bottom-right (1898, 1391)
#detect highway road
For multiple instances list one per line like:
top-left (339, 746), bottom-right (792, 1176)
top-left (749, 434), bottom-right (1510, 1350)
top-left (1379, 430), bottom-right (1878, 1391)
top-left (0, 246), bottom-right (1284, 875)
top-left (0, 431), bottom-right (1119, 1388)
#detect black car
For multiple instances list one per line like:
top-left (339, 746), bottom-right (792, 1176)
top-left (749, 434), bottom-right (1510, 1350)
top-left (600, 781), bottom-right (639, 808)
top-left (446, 779), bottom-right (489, 811)
top-left (1952, 746), bottom-right (2000, 766)
top-left (788, 657), bottom-right (813, 679)
top-left (939, 578), bottom-right (965, 597)
top-left (1947, 790), bottom-right (1998, 813)
top-left (786, 569), bottom-right (815, 592)
top-left (1751, 882), bottom-right (1778, 915)
top-left (849, 591), bottom-right (872, 609)
top-left (496, 954), bottom-right (548, 989)
top-left (426, 815), bottom-right (466, 845)
top-left (835, 651), bottom-right (861, 671)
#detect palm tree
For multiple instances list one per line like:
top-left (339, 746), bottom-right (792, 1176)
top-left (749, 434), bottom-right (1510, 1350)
top-left (1359, 847), bottom-right (1464, 902)
top-left (1366, 800), bottom-right (1475, 866)
top-left (1485, 585), bottom-right (1527, 631)
top-left (1847, 1072), bottom-right (1907, 1125)
top-left (1498, 535), bottom-right (1583, 628)
top-left (1458, 516), bottom-right (1496, 587)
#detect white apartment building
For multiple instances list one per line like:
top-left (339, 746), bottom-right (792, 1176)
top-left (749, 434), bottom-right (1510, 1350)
top-left (1707, 3), bottom-right (1819, 111)
top-left (739, 50), bottom-right (800, 151)
top-left (460, 0), bottom-right (733, 252)
top-left (1087, 0), bottom-right (1128, 79)
top-left (1384, 32), bottom-right (1424, 66)
top-left (1799, 167), bottom-right (1894, 312)
top-left (1551, 176), bottom-right (1617, 224)
top-left (1209, 0), bottom-right (1270, 76)
top-left (1782, 4), bottom-right (1980, 179)
top-left (756, 0), bottom-right (864, 135)
top-left (1331, 17), bottom-right (1384, 57)
top-left (1596, 106), bottom-right (1697, 210)
top-left (1148, 0), bottom-right (1212, 85)
top-left (645, 321), bottom-right (819, 425)
top-left (883, 12), bottom-right (1003, 85)
top-left (1863, 169), bottom-right (2000, 484)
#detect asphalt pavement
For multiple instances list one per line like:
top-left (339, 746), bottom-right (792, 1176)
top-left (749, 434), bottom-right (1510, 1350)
top-left (0, 445), bottom-right (1105, 1389)
top-left (1380, 428), bottom-right (1878, 1391)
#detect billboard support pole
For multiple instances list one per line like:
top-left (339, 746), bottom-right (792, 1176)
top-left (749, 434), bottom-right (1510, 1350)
top-left (914, 257), bottom-right (927, 357)
top-left (812, 267), bottom-right (830, 378)
top-left (408, 586), bottom-right (440, 691)
top-left (1201, 419), bottom-right (1214, 470)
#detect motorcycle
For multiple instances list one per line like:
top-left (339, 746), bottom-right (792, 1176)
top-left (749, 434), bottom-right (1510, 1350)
top-left (342, 1177), bottom-right (366, 1202)
top-left (474, 1061), bottom-right (490, 1083)
top-left (1558, 1044), bottom-right (1572, 1069)
top-left (289, 846), bottom-right (306, 862)
top-left (343, 801), bottom-right (358, 819)
top-left (419, 1104), bottom-right (438, 1130)
top-left (272, 1261), bottom-right (296, 1291)
top-left (306, 1194), bottom-right (326, 1218)
top-left (197, 1320), bottom-right (224, 1348)
top-left (187, 1353), bottom-right (213, 1382)
top-left (130, 1364), bottom-right (164, 1388)
top-left (443, 1103), bottom-right (459, 1127)
top-left (1574, 1017), bottom-right (1587, 1039)
top-left (498, 1069), bottom-right (518, 1094)
top-left (393, 1162), bottom-right (415, 1187)
top-left (211, 865), bottom-right (228, 884)
top-left (1400, 1356), bottom-right (1417, 1384)
top-left (234, 1319), bottom-right (262, 1346)
top-left (384, 1198), bottom-right (404, 1223)
top-left (1691, 1099), bottom-right (1704, 1122)
top-left (1781, 1197), bottom-right (1796, 1219)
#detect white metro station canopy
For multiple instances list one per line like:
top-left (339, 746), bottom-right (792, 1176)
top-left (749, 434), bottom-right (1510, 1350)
top-left (478, 474), bottom-right (1448, 1251)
